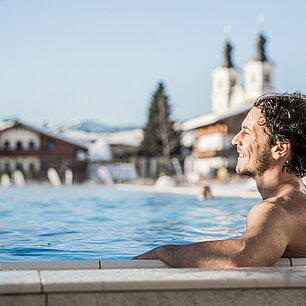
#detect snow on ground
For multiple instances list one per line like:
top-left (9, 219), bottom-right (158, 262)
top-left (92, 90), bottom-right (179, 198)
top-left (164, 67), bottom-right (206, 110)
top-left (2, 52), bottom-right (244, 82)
top-left (88, 138), bottom-right (112, 161)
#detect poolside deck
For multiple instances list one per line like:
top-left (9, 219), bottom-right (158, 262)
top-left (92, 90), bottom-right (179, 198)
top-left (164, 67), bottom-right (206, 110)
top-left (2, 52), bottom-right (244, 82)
top-left (116, 181), bottom-right (261, 199)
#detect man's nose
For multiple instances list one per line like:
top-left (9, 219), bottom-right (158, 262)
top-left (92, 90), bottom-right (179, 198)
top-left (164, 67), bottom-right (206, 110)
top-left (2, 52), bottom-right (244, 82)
top-left (231, 132), bottom-right (241, 146)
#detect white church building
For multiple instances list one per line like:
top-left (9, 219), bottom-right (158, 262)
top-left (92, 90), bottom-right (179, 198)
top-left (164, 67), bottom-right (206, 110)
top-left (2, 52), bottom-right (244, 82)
top-left (182, 33), bottom-right (274, 180)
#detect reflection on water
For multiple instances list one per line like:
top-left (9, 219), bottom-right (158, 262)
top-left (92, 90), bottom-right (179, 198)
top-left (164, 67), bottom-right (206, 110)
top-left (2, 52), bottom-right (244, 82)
top-left (0, 186), bottom-right (258, 261)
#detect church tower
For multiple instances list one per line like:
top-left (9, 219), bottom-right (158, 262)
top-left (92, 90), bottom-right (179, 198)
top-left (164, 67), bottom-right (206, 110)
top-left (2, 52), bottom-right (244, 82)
top-left (244, 34), bottom-right (274, 102)
top-left (211, 41), bottom-right (241, 114)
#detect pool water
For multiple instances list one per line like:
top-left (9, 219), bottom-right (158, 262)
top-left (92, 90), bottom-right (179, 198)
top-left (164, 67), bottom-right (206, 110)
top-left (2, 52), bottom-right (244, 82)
top-left (0, 186), bottom-right (257, 261)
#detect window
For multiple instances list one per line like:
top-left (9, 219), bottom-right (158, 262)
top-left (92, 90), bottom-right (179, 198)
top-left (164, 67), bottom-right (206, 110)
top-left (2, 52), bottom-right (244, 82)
top-left (4, 141), bottom-right (10, 150)
top-left (16, 163), bottom-right (23, 171)
top-left (264, 72), bottom-right (270, 83)
top-left (29, 163), bottom-right (35, 172)
top-left (16, 141), bottom-right (23, 150)
top-left (47, 141), bottom-right (56, 150)
top-left (28, 141), bottom-right (35, 150)
top-left (4, 163), bottom-right (11, 172)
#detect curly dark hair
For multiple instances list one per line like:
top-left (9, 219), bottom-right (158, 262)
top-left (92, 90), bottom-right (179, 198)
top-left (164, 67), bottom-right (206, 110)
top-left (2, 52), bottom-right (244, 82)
top-left (254, 92), bottom-right (306, 178)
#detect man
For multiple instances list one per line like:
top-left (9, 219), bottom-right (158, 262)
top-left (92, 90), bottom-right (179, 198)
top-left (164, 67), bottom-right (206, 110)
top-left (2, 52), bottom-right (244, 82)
top-left (197, 185), bottom-right (213, 200)
top-left (134, 92), bottom-right (306, 268)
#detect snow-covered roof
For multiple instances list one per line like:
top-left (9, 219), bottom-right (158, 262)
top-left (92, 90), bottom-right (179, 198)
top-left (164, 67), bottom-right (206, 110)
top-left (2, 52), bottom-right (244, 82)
top-left (60, 129), bottom-right (99, 145)
top-left (107, 129), bottom-right (143, 146)
top-left (0, 120), bottom-right (87, 150)
top-left (181, 102), bottom-right (253, 131)
top-left (0, 120), bottom-right (16, 131)
top-left (58, 128), bottom-right (143, 162)
top-left (60, 128), bottom-right (143, 148)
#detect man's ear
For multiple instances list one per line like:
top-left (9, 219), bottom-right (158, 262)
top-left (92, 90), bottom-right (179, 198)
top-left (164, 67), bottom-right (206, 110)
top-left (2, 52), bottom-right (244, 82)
top-left (271, 141), bottom-right (291, 161)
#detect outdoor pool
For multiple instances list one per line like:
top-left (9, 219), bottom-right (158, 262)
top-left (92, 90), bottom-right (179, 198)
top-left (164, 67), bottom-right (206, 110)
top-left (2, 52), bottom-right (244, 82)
top-left (0, 185), bottom-right (257, 261)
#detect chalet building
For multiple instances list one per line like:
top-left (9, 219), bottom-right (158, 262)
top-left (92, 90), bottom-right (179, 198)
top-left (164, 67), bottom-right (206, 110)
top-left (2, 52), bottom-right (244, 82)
top-left (57, 127), bottom-right (143, 182)
top-left (0, 120), bottom-right (88, 182)
top-left (182, 33), bottom-right (274, 179)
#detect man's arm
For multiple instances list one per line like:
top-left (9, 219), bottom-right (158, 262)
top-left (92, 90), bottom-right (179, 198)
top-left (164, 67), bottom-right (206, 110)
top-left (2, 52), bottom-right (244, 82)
top-left (133, 202), bottom-right (291, 268)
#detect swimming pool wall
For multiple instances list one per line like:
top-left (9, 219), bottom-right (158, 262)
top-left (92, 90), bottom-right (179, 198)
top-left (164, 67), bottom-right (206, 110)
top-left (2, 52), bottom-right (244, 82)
top-left (1, 258), bottom-right (306, 306)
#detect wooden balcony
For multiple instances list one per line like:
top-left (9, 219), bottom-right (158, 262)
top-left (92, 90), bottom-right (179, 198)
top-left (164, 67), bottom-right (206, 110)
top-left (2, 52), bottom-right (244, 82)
top-left (0, 149), bottom-right (77, 158)
top-left (193, 147), bottom-right (236, 159)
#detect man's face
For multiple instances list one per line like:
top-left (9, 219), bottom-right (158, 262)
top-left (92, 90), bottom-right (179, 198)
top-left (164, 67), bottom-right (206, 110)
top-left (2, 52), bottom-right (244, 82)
top-left (231, 107), bottom-right (272, 178)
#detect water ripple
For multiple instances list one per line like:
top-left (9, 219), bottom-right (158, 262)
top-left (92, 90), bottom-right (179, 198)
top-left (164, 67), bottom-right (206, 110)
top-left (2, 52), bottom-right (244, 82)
top-left (0, 186), bottom-right (257, 261)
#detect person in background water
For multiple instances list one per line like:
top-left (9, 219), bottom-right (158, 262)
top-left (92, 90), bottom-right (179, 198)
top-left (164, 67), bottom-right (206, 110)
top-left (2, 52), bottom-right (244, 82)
top-left (134, 92), bottom-right (306, 268)
top-left (197, 185), bottom-right (213, 200)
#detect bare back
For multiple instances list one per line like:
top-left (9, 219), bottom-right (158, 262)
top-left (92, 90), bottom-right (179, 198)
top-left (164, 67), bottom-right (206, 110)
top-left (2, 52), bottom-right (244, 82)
top-left (281, 186), bottom-right (306, 257)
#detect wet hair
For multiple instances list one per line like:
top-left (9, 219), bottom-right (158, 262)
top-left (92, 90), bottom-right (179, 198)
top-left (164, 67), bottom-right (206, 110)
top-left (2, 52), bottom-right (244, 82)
top-left (254, 92), bottom-right (306, 178)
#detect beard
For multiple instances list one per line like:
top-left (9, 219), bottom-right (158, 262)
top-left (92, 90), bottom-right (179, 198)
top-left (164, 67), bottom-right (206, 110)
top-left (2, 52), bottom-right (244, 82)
top-left (237, 147), bottom-right (271, 178)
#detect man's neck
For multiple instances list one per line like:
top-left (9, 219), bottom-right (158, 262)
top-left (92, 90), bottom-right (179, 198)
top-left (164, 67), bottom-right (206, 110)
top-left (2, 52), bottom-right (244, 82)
top-left (254, 167), bottom-right (300, 200)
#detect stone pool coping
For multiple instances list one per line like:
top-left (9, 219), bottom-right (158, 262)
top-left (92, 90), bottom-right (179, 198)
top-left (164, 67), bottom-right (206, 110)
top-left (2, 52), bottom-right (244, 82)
top-left (1, 259), bottom-right (306, 306)
top-left (1, 258), bottom-right (306, 295)
top-left (2, 258), bottom-right (306, 272)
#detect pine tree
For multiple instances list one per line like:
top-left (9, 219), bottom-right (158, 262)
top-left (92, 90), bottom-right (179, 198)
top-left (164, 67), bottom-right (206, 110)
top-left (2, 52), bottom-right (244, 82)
top-left (140, 82), bottom-right (181, 174)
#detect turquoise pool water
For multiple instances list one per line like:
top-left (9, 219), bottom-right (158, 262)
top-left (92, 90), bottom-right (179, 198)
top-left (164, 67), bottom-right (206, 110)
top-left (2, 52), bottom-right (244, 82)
top-left (0, 186), bottom-right (257, 261)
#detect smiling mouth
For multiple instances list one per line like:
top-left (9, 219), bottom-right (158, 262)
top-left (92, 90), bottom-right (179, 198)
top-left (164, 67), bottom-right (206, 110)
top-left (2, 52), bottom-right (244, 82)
top-left (238, 153), bottom-right (246, 158)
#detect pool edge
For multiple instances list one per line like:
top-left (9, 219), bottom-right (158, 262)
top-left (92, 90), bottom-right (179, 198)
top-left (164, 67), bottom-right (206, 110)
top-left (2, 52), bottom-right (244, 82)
top-left (1, 259), bottom-right (306, 306)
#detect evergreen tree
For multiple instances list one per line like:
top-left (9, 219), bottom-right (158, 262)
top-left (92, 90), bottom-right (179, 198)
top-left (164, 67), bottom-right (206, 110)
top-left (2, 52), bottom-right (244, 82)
top-left (140, 82), bottom-right (181, 174)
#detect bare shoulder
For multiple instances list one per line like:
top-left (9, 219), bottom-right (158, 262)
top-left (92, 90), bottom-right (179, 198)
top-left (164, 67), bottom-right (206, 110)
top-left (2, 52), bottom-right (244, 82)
top-left (236, 200), bottom-right (291, 257)
top-left (248, 185), bottom-right (306, 226)
top-left (246, 188), bottom-right (306, 237)
top-left (242, 184), bottom-right (306, 257)
top-left (246, 199), bottom-right (291, 234)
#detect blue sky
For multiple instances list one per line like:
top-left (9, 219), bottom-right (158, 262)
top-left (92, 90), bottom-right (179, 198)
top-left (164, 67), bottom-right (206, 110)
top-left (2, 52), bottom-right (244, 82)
top-left (1, 0), bottom-right (305, 127)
